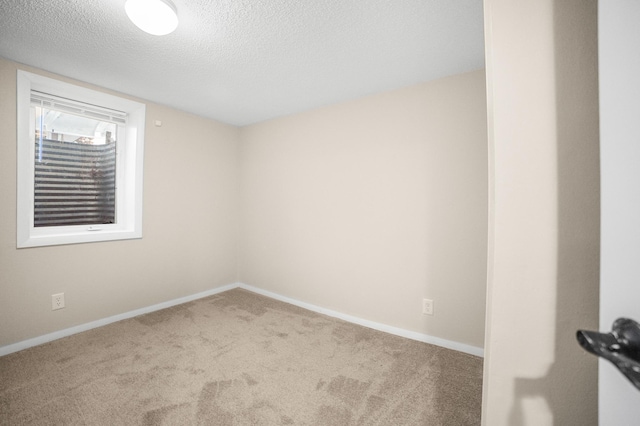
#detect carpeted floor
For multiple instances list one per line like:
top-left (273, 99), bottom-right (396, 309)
top-left (0, 288), bottom-right (483, 425)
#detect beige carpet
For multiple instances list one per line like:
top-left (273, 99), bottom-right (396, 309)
top-left (0, 288), bottom-right (482, 425)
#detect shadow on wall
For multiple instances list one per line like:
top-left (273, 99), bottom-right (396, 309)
top-left (508, 1), bottom-right (600, 425)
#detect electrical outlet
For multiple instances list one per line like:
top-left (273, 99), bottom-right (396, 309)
top-left (52, 293), bottom-right (65, 310)
top-left (422, 298), bottom-right (434, 316)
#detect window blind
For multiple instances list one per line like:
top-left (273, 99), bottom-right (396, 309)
top-left (31, 91), bottom-right (127, 125)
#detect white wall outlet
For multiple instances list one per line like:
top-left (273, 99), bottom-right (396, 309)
top-left (422, 298), bottom-right (434, 316)
top-left (52, 293), bottom-right (65, 310)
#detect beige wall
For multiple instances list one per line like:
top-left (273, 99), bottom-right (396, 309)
top-left (0, 57), bottom-right (240, 347)
top-left (482, 0), bottom-right (599, 424)
top-left (239, 70), bottom-right (488, 348)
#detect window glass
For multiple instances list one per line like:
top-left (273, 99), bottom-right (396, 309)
top-left (33, 105), bottom-right (118, 227)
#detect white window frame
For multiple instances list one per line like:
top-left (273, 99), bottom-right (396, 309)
top-left (17, 70), bottom-right (145, 248)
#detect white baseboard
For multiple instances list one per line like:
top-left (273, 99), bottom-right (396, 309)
top-left (1, 282), bottom-right (483, 358)
top-left (0, 283), bottom-right (238, 357)
top-left (238, 283), bottom-right (484, 358)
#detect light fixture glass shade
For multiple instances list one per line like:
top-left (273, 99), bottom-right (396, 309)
top-left (125, 0), bottom-right (178, 36)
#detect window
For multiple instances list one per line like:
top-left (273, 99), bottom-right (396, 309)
top-left (17, 71), bottom-right (145, 248)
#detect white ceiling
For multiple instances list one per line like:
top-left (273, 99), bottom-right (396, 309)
top-left (0, 0), bottom-right (484, 126)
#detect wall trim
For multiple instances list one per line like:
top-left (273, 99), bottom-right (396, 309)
top-left (238, 283), bottom-right (484, 357)
top-left (0, 283), bottom-right (238, 357)
top-left (1, 282), bottom-right (483, 358)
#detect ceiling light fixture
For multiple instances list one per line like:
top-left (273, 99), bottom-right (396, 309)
top-left (125, 0), bottom-right (179, 36)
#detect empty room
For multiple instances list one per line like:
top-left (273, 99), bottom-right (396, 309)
top-left (0, 0), bottom-right (616, 425)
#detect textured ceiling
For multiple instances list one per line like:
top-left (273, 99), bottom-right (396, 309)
top-left (0, 0), bottom-right (484, 126)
